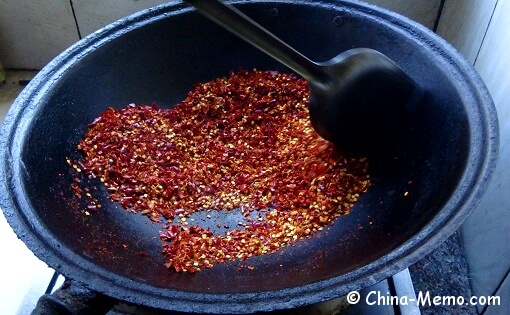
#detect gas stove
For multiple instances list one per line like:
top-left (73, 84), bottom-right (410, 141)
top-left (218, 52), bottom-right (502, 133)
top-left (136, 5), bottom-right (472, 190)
top-left (101, 268), bottom-right (420, 314)
top-left (21, 268), bottom-right (421, 314)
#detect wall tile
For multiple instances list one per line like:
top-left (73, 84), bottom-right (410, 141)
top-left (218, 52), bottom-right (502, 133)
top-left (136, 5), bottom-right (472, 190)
top-left (71, 0), bottom-right (168, 36)
top-left (437, 0), bottom-right (497, 64)
top-left (365, 0), bottom-right (441, 29)
top-left (0, 0), bottom-right (79, 69)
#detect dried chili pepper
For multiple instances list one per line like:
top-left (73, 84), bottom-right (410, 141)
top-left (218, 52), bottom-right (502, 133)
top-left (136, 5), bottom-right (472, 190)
top-left (76, 69), bottom-right (370, 273)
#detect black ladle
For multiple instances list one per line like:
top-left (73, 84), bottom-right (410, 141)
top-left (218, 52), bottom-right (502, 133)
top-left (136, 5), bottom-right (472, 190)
top-left (185, 0), bottom-right (422, 152)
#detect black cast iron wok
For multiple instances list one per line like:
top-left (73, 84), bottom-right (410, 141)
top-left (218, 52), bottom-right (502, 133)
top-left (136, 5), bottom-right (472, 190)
top-left (0, 0), bottom-right (498, 314)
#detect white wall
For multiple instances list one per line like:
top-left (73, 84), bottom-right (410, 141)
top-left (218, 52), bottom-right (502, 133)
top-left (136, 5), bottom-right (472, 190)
top-left (0, 0), bottom-right (79, 69)
top-left (0, 0), bottom-right (168, 69)
top-left (436, 0), bottom-right (497, 64)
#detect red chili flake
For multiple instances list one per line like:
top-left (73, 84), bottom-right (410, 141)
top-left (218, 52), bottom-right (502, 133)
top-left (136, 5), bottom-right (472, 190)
top-left (71, 183), bottom-right (82, 199)
top-left (76, 69), bottom-right (370, 273)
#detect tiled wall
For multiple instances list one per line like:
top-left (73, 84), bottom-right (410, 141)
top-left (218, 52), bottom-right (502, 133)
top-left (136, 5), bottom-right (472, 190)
top-left (0, 0), bottom-right (441, 69)
top-left (437, 0), bottom-right (498, 64)
top-left (0, 0), bottom-right (78, 69)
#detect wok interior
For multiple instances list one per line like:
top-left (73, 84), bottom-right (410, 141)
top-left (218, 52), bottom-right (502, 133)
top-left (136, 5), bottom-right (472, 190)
top-left (20, 3), bottom-right (470, 294)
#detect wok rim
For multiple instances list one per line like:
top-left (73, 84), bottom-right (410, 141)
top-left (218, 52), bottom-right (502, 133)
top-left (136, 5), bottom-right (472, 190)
top-left (0, 0), bottom-right (499, 313)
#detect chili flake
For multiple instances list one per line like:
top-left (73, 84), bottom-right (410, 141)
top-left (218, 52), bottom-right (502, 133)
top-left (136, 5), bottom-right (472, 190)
top-left (77, 69), bottom-right (370, 273)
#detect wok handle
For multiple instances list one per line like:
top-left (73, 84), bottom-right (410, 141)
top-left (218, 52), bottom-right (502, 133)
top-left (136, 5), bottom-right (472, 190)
top-left (32, 279), bottom-right (115, 315)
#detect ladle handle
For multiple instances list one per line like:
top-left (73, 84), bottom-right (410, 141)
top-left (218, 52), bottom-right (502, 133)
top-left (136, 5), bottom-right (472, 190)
top-left (184, 0), bottom-right (330, 84)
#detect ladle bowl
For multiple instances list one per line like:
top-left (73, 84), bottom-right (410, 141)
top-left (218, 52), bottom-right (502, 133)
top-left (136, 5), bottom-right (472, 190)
top-left (186, 0), bottom-right (421, 152)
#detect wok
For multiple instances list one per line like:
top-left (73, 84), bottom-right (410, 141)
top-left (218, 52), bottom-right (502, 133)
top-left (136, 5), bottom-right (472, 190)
top-left (0, 0), bottom-right (498, 313)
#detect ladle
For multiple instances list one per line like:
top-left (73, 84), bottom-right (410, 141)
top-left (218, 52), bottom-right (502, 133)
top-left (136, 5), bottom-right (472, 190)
top-left (185, 0), bottom-right (422, 152)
